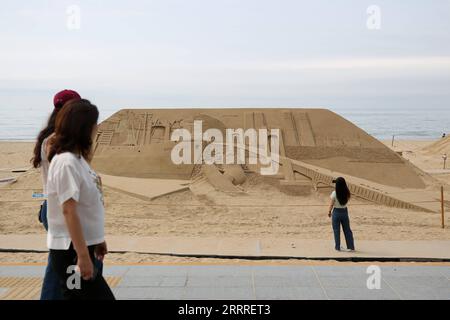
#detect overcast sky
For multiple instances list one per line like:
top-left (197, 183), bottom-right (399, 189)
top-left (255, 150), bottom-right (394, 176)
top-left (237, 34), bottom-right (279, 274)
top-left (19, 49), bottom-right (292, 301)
top-left (1, 0), bottom-right (450, 112)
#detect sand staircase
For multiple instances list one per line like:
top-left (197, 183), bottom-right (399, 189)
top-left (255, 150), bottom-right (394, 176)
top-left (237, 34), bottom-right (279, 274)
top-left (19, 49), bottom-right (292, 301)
top-left (287, 158), bottom-right (441, 213)
top-left (97, 129), bottom-right (115, 146)
top-left (228, 140), bottom-right (440, 213)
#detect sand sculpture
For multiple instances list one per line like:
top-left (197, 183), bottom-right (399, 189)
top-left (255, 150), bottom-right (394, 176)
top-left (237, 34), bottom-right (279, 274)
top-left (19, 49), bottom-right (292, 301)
top-left (91, 108), bottom-right (443, 212)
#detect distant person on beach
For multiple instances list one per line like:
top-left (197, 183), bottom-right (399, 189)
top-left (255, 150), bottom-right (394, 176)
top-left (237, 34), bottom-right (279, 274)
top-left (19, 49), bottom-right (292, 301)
top-left (327, 177), bottom-right (355, 252)
top-left (442, 133), bottom-right (446, 138)
top-left (31, 90), bottom-right (103, 300)
top-left (46, 99), bottom-right (114, 300)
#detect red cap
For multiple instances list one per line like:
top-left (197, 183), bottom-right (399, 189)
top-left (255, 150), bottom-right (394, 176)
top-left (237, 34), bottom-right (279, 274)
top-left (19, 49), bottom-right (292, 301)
top-left (53, 89), bottom-right (81, 109)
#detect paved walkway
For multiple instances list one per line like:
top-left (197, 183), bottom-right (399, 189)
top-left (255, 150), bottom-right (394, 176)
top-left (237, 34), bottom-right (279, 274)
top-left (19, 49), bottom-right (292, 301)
top-left (1, 235), bottom-right (450, 260)
top-left (0, 264), bottom-right (449, 300)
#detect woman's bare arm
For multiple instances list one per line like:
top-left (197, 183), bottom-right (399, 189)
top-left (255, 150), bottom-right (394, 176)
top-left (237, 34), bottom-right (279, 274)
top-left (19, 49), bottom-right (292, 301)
top-left (328, 198), bottom-right (334, 217)
top-left (62, 199), bottom-right (93, 279)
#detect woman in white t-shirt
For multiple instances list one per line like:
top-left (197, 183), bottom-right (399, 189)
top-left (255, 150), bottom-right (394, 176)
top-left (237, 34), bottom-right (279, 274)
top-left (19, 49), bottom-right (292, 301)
top-left (46, 99), bottom-right (114, 300)
top-left (327, 177), bottom-right (355, 252)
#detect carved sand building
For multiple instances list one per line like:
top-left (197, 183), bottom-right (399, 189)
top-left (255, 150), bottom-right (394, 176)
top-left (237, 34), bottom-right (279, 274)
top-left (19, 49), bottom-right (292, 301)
top-left (91, 108), bottom-right (442, 213)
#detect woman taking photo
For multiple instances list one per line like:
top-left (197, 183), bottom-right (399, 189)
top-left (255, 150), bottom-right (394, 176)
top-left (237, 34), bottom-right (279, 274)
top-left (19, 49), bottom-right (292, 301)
top-left (327, 177), bottom-right (355, 252)
top-left (46, 99), bottom-right (114, 300)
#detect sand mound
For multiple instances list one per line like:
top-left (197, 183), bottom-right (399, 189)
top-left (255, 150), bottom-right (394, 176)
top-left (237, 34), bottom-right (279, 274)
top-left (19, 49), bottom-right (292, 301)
top-left (422, 136), bottom-right (450, 155)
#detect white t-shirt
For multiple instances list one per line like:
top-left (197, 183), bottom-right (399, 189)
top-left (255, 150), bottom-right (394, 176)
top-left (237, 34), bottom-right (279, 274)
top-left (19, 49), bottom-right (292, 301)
top-left (330, 190), bottom-right (347, 209)
top-left (46, 152), bottom-right (105, 250)
top-left (40, 137), bottom-right (50, 195)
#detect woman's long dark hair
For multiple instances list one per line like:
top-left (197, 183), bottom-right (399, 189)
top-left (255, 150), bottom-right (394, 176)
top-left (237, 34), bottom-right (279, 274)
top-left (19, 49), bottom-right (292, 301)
top-left (335, 177), bottom-right (351, 206)
top-left (31, 109), bottom-right (60, 168)
top-left (48, 99), bottom-right (99, 163)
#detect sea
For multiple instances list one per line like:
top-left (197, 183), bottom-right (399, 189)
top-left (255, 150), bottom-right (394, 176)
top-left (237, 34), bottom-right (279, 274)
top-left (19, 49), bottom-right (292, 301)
top-left (0, 105), bottom-right (449, 141)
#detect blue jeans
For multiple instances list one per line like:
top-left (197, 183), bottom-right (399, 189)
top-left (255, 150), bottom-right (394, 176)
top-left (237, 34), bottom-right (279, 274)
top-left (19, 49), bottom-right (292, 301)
top-left (39, 200), bottom-right (104, 300)
top-left (331, 207), bottom-right (355, 251)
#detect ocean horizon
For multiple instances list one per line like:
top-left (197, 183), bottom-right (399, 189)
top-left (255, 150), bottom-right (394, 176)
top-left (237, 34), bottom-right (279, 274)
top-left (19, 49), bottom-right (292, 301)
top-left (0, 105), bottom-right (448, 142)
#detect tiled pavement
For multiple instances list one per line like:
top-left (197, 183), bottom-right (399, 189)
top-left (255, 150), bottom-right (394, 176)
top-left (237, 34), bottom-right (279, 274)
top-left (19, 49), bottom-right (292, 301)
top-left (0, 264), bottom-right (449, 300)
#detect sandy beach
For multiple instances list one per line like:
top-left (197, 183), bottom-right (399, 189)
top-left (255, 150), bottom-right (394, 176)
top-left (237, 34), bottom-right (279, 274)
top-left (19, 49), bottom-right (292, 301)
top-left (0, 138), bottom-right (449, 264)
